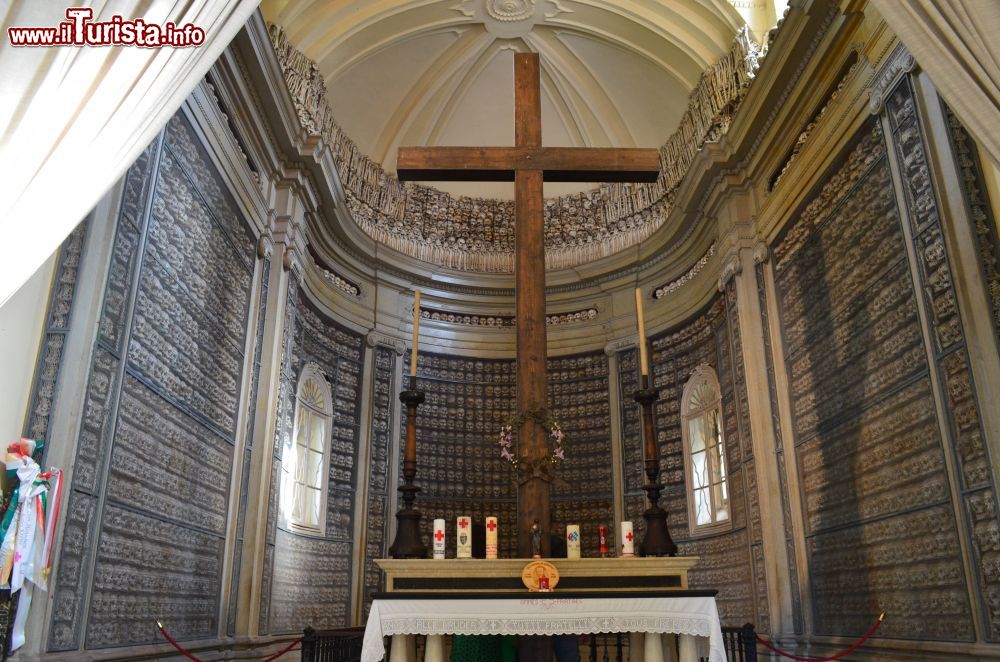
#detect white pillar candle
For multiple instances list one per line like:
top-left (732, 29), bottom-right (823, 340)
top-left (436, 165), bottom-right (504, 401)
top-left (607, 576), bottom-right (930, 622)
top-left (485, 516), bottom-right (498, 559)
top-left (635, 288), bottom-right (649, 376)
top-left (566, 524), bottom-right (581, 559)
top-left (456, 515), bottom-right (472, 558)
top-left (620, 520), bottom-right (635, 557)
top-left (410, 290), bottom-right (421, 377)
top-left (432, 518), bottom-right (446, 559)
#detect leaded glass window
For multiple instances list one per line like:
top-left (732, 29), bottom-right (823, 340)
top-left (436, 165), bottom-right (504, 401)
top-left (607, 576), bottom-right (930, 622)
top-left (281, 363), bottom-right (332, 535)
top-left (681, 365), bottom-right (730, 534)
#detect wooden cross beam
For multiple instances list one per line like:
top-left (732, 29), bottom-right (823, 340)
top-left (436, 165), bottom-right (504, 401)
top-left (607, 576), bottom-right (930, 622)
top-left (396, 52), bottom-right (660, 560)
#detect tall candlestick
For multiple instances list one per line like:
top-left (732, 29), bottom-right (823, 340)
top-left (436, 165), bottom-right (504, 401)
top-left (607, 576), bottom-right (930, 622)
top-left (410, 290), bottom-right (421, 377)
top-left (635, 287), bottom-right (648, 376)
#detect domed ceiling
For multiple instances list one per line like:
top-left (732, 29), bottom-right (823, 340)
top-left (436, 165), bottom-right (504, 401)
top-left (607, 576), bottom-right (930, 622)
top-left (262, 0), bottom-right (744, 200)
top-left (264, 1), bottom-right (762, 273)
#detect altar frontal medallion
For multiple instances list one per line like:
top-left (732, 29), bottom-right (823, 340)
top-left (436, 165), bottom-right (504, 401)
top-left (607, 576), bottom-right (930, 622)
top-left (521, 560), bottom-right (559, 592)
top-left (456, 516), bottom-right (472, 558)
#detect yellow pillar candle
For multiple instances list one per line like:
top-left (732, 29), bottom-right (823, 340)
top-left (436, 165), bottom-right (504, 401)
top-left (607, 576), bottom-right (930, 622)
top-left (635, 287), bottom-right (649, 376)
top-left (410, 290), bottom-right (421, 377)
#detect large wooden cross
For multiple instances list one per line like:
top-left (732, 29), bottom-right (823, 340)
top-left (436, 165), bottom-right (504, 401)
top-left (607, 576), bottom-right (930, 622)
top-left (397, 53), bottom-right (660, 559)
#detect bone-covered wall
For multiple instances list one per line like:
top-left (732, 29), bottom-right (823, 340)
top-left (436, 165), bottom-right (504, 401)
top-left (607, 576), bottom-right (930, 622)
top-left (48, 114), bottom-right (257, 651)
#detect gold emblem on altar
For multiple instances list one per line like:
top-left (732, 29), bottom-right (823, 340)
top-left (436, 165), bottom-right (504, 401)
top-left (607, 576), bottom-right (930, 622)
top-left (521, 560), bottom-right (559, 592)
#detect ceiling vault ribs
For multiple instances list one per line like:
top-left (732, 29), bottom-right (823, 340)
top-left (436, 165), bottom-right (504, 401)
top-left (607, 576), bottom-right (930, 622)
top-left (372, 27), bottom-right (493, 163)
top-left (525, 30), bottom-right (634, 147)
top-left (424, 37), bottom-right (521, 148)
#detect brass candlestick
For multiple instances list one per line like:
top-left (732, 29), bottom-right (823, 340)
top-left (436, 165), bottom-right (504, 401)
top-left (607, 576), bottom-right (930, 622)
top-left (388, 376), bottom-right (427, 558)
top-left (635, 373), bottom-right (677, 557)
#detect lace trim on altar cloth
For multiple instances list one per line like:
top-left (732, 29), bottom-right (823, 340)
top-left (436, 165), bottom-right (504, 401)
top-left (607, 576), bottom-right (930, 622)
top-left (378, 615), bottom-right (714, 638)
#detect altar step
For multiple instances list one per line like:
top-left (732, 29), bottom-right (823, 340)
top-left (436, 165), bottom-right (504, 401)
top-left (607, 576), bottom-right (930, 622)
top-left (299, 624), bottom-right (758, 662)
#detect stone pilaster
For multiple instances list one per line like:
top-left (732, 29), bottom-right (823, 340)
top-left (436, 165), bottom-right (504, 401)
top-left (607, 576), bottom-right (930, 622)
top-left (718, 232), bottom-right (797, 638)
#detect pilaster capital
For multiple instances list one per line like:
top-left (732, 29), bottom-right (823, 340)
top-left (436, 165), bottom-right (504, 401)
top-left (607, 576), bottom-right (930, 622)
top-left (868, 43), bottom-right (916, 115)
top-left (366, 330), bottom-right (406, 356)
top-left (752, 240), bottom-right (769, 266)
top-left (256, 234), bottom-right (274, 260)
top-left (718, 253), bottom-right (743, 291)
top-left (605, 337), bottom-right (637, 357)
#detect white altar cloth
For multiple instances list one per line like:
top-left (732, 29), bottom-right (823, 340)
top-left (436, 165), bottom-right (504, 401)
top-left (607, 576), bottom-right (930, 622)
top-left (361, 595), bottom-right (725, 662)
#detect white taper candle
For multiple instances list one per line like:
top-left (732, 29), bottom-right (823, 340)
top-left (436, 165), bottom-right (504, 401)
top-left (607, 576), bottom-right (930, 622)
top-left (410, 290), bottom-right (421, 377)
top-left (635, 288), bottom-right (648, 376)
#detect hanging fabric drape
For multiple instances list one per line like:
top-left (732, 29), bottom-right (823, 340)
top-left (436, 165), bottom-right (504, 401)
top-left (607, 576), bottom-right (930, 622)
top-left (869, 0), bottom-right (1000, 167)
top-left (0, 0), bottom-right (260, 306)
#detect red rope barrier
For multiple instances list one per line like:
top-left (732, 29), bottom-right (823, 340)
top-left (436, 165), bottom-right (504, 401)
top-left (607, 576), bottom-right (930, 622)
top-left (263, 637), bottom-right (301, 661)
top-left (156, 621), bottom-right (301, 661)
top-left (755, 613), bottom-right (885, 662)
top-left (156, 621), bottom-right (205, 662)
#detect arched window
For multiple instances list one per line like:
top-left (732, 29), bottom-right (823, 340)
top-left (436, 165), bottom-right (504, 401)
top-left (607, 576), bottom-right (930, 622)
top-left (681, 365), bottom-right (730, 535)
top-left (280, 363), bottom-right (332, 535)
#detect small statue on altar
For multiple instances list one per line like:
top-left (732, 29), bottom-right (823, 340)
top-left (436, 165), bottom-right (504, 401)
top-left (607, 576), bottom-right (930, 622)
top-left (530, 520), bottom-right (542, 558)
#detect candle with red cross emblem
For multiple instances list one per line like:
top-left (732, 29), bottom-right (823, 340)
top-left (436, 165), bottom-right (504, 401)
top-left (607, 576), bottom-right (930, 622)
top-left (485, 516), bottom-right (498, 559)
top-left (566, 524), bottom-right (581, 559)
top-left (456, 516), bottom-right (472, 558)
top-left (432, 519), bottom-right (445, 559)
top-left (620, 521), bottom-right (635, 557)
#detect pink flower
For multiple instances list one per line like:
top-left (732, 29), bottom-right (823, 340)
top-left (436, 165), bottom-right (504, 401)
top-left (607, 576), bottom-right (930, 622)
top-left (501, 448), bottom-right (514, 462)
top-left (554, 447), bottom-right (565, 461)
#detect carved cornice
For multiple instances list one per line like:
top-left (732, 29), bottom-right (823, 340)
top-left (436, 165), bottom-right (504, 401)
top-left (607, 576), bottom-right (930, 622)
top-left (653, 242), bottom-right (715, 299)
top-left (868, 43), bottom-right (916, 115)
top-left (366, 330), bottom-right (406, 355)
top-left (416, 305), bottom-right (600, 327)
top-left (316, 263), bottom-right (361, 297)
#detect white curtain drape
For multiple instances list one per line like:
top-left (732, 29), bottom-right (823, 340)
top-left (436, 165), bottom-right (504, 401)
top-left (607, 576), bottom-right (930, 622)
top-left (0, 0), bottom-right (260, 306)
top-left (870, 0), bottom-right (1000, 166)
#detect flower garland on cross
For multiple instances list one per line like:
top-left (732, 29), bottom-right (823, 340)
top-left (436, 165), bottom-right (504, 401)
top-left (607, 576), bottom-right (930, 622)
top-left (496, 410), bottom-right (566, 485)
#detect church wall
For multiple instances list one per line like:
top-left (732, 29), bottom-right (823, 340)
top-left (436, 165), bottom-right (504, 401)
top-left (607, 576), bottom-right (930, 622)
top-left (261, 287), bottom-right (365, 634)
top-left (767, 69), bottom-right (1000, 646)
top-left (403, 351), bottom-right (519, 557)
top-left (46, 111), bottom-right (260, 652)
top-left (622, 294), bottom-right (764, 630)
top-left (400, 349), bottom-right (615, 559)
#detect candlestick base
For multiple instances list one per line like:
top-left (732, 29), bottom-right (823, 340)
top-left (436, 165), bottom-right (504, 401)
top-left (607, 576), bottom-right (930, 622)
top-left (388, 487), bottom-right (427, 559)
top-left (634, 386), bottom-right (677, 558)
top-left (390, 387), bottom-right (428, 559)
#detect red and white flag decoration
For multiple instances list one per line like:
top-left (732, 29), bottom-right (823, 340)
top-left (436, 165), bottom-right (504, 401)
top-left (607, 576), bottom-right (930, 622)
top-left (0, 439), bottom-right (63, 651)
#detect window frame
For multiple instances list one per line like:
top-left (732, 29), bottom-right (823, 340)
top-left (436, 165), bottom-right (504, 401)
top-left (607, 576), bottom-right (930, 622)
top-left (280, 362), bottom-right (334, 537)
top-left (680, 364), bottom-right (733, 537)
